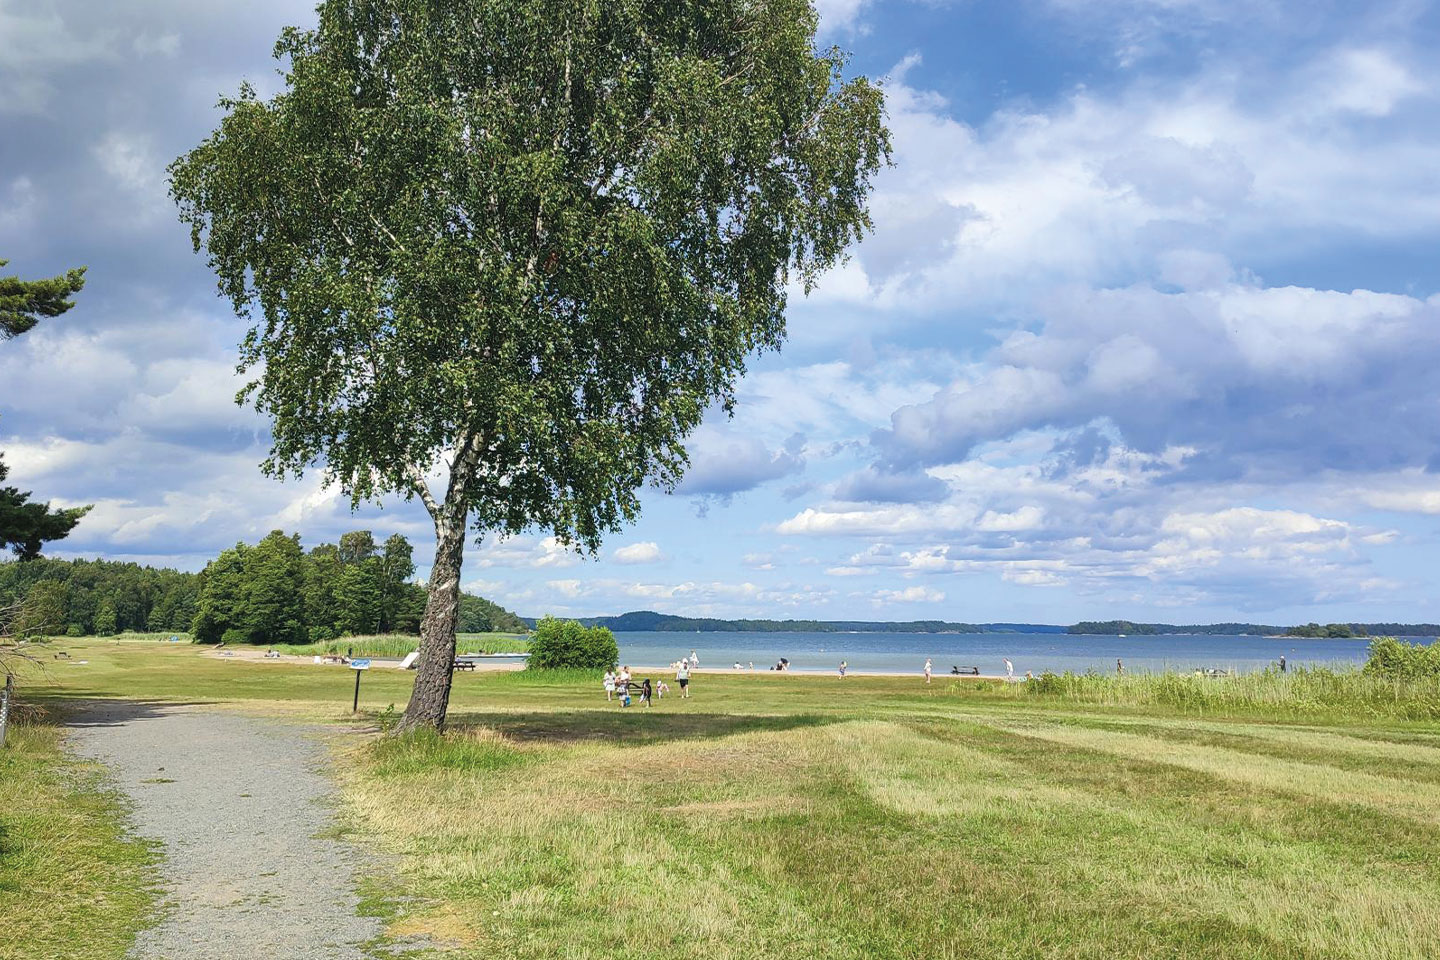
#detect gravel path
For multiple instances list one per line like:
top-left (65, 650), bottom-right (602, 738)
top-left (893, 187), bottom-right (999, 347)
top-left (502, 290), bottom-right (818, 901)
top-left (67, 702), bottom-right (384, 960)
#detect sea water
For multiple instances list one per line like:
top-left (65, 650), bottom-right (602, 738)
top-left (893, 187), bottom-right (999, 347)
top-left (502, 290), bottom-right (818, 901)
top-left (613, 630), bottom-right (1386, 676)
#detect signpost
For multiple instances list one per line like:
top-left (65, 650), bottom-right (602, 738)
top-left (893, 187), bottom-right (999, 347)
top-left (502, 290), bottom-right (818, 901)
top-left (349, 658), bottom-right (371, 712)
top-left (1, 674), bottom-right (12, 749)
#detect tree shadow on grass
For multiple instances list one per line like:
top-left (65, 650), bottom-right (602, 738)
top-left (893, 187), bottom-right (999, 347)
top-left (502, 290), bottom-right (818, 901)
top-left (451, 708), bottom-right (839, 746)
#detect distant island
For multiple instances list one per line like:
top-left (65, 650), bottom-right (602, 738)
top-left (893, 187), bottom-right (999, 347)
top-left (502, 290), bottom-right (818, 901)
top-left (522, 610), bottom-right (1067, 634)
top-left (525, 611), bottom-right (1440, 637)
top-left (1067, 620), bottom-right (1440, 638)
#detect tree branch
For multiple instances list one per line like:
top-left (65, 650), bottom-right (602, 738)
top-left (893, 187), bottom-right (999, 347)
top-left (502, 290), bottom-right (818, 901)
top-left (408, 468), bottom-right (441, 519)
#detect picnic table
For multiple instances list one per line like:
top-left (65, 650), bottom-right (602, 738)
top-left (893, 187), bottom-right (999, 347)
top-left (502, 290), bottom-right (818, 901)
top-left (451, 659), bottom-right (477, 672)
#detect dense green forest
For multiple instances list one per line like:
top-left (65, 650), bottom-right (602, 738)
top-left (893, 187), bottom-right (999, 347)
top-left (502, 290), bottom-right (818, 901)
top-left (0, 556), bottom-right (196, 636)
top-left (0, 529), bottom-right (526, 641)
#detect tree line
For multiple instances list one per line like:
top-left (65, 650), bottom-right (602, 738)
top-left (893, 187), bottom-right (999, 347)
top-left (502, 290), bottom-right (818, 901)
top-left (0, 528), bottom-right (526, 641)
top-left (1070, 620), bottom-right (1439, 637)
top-left (0, 557), bottom-right (196, 637)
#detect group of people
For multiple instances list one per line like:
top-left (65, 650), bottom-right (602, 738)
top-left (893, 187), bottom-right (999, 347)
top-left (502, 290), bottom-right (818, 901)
top-left (604, 652), bottom-right (696, 706)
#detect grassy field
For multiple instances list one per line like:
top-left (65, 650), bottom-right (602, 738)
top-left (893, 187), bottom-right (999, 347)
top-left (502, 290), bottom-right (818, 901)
top-left (12, 638), bottom-right (1440, 958)
top-left (0, 710), bottom-right (157, 960)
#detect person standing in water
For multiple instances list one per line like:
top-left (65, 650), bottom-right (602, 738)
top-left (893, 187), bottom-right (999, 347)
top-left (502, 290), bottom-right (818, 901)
top-left (1279, 655), bottom-right (1287, 673)
top-left (1117, 658), bottom-right (1124, 676)
top-left (1004, 657), bottom-right (1014, 680)
top-left (924, 658), bottom-right (932, 684)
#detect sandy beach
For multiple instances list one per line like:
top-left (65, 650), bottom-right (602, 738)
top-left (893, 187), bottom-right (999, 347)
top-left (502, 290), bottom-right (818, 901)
top-left (203, 648), bottom-right (1012, 679)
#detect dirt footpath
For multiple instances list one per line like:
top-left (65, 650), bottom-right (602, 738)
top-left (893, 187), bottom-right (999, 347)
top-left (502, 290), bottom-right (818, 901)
top-left (67, 703), bottom-right (384, 959)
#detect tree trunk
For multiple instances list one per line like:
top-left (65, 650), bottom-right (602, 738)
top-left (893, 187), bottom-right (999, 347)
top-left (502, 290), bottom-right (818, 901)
top-left (396, 511), bottom-right (467, 733)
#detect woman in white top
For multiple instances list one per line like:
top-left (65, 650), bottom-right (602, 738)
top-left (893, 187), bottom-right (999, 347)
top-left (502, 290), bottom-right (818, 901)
top-left (603, 669), bottom-right (616, 701)
top-left (676, 661), bottom-right (691, 698)
top-left (924, 658), bottom-right (932, 684)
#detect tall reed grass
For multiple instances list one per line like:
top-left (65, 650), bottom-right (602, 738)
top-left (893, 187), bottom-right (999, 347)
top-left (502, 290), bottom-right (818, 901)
top-left (1016, 666), bottom-right (1440, 721)
top-left (264, 633), bottom-right (529, 658)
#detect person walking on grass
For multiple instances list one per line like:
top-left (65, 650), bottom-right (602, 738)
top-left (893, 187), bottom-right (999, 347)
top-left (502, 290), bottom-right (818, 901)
top-left (641, 677), bottom-right (653, 708)
top-left (924, 658), bottom-right (932, 684)
top-left (676, 659), bottom-right (691, 698)
top-left (1004, 657), bottom-right (1014, 680)
top-left (603, 669), bottom-right (616, 701)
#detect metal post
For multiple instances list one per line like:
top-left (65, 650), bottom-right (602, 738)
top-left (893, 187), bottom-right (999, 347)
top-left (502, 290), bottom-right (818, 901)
top-left (352, 668), bottom-right (361, 713)
top-left (1, 674), bottom-right (12, 749)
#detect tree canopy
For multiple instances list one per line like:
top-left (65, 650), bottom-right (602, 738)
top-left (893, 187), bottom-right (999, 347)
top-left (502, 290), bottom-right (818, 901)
top-left (1, 255), bottom-right (91, 559)
top-left (0, 457), bottom-right (90, 561)
top-left (171, 0), bottom-right (889, 730)
top-left (0, 258), bottom-right (86, 340)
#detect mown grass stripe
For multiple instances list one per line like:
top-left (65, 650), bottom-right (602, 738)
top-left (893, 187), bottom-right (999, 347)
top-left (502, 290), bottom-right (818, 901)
top-left (989, 718), bottom-right (1440, 825)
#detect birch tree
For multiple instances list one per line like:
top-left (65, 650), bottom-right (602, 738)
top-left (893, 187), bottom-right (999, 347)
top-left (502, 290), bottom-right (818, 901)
top-left (170, 0), bottom-right (889, 730)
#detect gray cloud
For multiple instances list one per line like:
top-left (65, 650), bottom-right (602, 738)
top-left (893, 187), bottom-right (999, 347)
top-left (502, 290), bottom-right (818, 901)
top-left (676, 429), bottom-right (807, 498)
top-left (874, 281), bottom-right (1440, 482)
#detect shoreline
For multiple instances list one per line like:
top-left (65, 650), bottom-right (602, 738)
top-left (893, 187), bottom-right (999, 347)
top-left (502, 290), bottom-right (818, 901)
top-left (205, 649), bottom-right (1011, 679)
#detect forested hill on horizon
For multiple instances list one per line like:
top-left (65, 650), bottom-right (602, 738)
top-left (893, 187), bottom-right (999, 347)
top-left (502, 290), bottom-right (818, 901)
top-left (546, 611), bottom-right (1059, 634)
top-left (539, 611), bottom-right (1440, 637)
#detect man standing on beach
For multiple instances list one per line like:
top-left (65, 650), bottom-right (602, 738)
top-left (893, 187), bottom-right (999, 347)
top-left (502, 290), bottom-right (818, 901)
top-left (924, 658), bottom-right (932, 684)
top-left (1004, 658), bottom-right (1014, 680)
top-left (838, 660), bottom-right (847, 678)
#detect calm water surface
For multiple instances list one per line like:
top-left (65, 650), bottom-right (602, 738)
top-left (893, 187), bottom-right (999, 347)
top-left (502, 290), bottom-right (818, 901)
top-left (614, 630), bottom-right (1384, 675)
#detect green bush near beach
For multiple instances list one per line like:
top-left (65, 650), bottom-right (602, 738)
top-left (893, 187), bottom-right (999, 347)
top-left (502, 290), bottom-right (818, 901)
top-left (525, 617), bottom-right (617, 670)
top-left (1363, 635), bottom-right (1440, 679)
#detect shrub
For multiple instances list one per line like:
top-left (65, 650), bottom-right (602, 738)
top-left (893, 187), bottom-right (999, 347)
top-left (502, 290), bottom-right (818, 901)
top-left (64, 625), bottom-right (84, 637)
top-left (526, 616), bottom-right (618, 670)
top-left (1364, 636), bottom-right (1440, 679)
top-left (219, 627), bottom-right (248, 645)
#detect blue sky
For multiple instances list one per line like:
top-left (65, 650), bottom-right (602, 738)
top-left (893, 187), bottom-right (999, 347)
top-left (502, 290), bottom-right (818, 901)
top-left (4, 0), bottom-right (1440, 624)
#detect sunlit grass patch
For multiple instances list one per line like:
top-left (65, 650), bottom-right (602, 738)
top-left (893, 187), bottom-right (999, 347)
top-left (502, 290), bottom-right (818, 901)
top-left (368, 726), bottom-right (532, 778)
top-left (0, 713), bottom-right (157, 960)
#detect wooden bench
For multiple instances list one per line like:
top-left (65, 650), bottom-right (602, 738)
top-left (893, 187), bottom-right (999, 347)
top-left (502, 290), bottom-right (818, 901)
top-left (950, 665), bottom-right (980, 675)
top-left (451, 659), bottom-right (477, 672)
